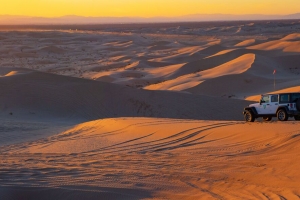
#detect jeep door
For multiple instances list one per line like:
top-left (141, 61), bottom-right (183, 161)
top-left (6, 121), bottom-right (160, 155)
top-left (269, 95), bottom-right (279, 114)
top-left (256, 95), bottom-right (271, 114)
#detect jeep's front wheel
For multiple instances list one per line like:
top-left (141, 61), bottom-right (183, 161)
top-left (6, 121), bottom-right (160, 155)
top-left (244, 110), bottom-right (255, 122)
top-left (263, 116), bottom-right (272, 121)
top-left (277, 109), bottom-right (288, 121)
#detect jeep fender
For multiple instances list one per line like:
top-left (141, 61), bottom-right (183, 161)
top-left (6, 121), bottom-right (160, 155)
top-left (244, 107), bottom-right (258, 116)
top-left (276, 106), bottom-right (289, 114)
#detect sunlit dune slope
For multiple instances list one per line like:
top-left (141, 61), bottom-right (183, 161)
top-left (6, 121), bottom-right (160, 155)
top-left (235, 39), bottom-right (256, 47)
top-left (144, 54), bottom-right (255, 91)
top-left (280, 33), bottom-right (300, 41)
top-left (248, 40), bottom-right (300, 53)
top-left (2, 118), bottom-right (300, 199)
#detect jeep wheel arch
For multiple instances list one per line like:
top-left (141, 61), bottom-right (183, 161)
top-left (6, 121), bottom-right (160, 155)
top-left (245, 107), bottom-right (258, 116)
top-left (276, 106), bottom-right (289, 115)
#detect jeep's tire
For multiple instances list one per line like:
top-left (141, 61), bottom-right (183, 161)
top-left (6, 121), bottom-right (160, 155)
top-left (294, 115), bottom-right (300, 121)
top-left (277, 109), bottom-right (288, 121)
top-left (244, 110), bottom-right (255, 122)
top-left (296, 98), bottom-right (300, 112)
top-left (263, 116), bottom-right (272, 121)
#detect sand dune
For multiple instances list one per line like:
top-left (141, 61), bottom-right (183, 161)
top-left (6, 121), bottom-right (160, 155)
top-left (142, 63), bottom-right (185, 78)
top-left (281, 33), bottom-right (300, 41)
top-left (1, 27), bottom-right (299, 98)
top-left (185, 53), bottom-right (300, 98)
top-left (144, 54), bottom-right (255, 91)
top-left (148, 46), bottom-right (205, 63)
top-left (199, 53), bottom-right (255, 77)
top-left (234, 39), bottom-right (256, 47)
top-left (204, 49), bottom-right (236, 58)
top-left (1, 118), bottom-right (300, 199)
top-left (248, 40), bottom-right (300, 53)
top-left (156, 48), bottom-right (250, 82)
top-left (0, 68), bottom-right (250, 122)
top-left (4, 70), bottom-right (30, 76)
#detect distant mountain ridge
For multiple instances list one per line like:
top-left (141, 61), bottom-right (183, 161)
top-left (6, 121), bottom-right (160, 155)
top-left (0, 13), bottom-right (300, 25)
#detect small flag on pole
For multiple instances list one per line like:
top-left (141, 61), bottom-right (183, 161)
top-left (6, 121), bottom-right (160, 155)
top-left (273, 69), bottom-right (276, 91)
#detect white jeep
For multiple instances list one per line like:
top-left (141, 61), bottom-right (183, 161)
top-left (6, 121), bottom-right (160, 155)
top-left (243, 93), bottom-right (300, 122)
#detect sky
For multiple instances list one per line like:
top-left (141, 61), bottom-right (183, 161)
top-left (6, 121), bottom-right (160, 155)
top-left (1, 0), bottom-right (300, 18)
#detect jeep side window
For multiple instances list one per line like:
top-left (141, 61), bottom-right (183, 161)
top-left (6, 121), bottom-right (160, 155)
top-left (271, 95), bottom-right (278, 102)
top-left (279, 94), bottom-right (290, 103)
top-left (261, 95), bottom-right (269, 103)
top-left (291, 93), bottom-right (300, 102)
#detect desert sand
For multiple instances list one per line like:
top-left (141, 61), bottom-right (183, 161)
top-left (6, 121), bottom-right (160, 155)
top-left (1, 20), bottom-right (300, 199)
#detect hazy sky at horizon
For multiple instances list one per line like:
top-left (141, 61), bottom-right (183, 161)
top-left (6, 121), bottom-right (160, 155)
top-left (1, 0), bottom-right (300, 17)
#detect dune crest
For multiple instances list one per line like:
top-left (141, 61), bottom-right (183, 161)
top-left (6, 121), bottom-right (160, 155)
top-left (145, 54), bottom-right (255, 91)
top-left (235, 39), bottom-right (256, 47)
top-left (248, 40), bottom-right (300, 53)
top-left (281, 33), bottom-right (300, 41)
top-left (4, 70), bottom-right (30, 77)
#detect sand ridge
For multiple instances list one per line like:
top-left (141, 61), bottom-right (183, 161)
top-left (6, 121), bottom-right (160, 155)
top-left (144, 53), bottom-right (255, 91)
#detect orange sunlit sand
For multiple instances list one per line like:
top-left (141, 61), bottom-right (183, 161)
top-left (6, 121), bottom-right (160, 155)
top-left (1, 1), bottom-right (300, 199)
